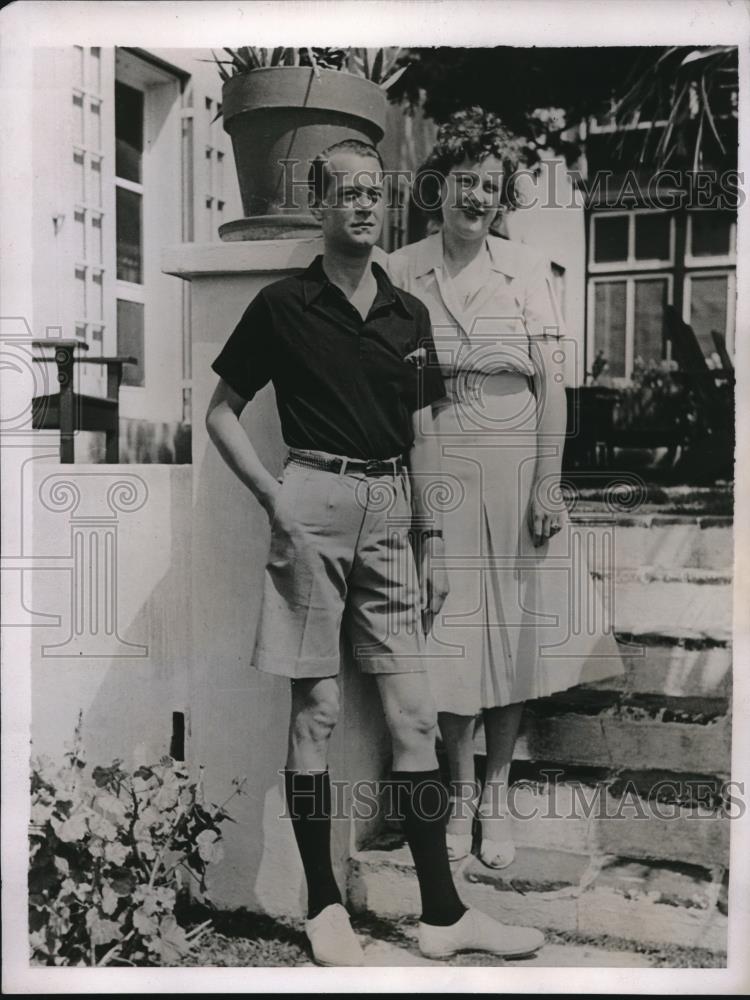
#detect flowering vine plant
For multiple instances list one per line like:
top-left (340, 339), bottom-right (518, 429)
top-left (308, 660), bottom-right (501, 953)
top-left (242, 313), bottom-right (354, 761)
top-left (29, 716), bottom-right (245, 966)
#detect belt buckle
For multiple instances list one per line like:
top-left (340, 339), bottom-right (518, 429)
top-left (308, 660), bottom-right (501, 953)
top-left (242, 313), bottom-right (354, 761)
top-left (364, 460), bottom-right (382, 476)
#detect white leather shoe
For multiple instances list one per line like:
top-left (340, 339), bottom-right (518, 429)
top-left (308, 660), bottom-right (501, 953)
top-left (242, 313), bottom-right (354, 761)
top-left (305, 903), bottom-right (365, 966)
top-left (418, 906), bottom-right (544, 960)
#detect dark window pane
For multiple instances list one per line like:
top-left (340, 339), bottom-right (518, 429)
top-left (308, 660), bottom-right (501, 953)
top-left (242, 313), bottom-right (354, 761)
top-left (690, 212), bottom-right (732, 257)
top-left (117, 299), bottom-right (145, 387)
top-left (688, 275), bottom-right (729, 358)
top-left (115, 81), bottom-right (143, 183)
top-left (634, 214), bottom-right (670, 260)
top-left (593, 215), bottom-right (629, 263)
top-left (593, 281), bottom-right (626, 377)
top-left (116, 186), bottom-right (142, 283)
top-left (633, 278), bottom-right (667, 365)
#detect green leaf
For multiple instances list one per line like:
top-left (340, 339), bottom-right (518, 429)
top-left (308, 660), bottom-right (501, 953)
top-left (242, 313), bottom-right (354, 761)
top-left (101, 884), bottom-right (119, 916)
top-left (54, 855), bottom-right (70, 876)
top-left (109, 867), bottom-right (136, 896)
top-left (93, 790), bottom-right (129, 823)
top-left (381, 65), bottom-right (408, 92)
top-left (31, 800), bottom-right (55, 825)
top-left (92, 765), bottom-right (114, 789)
top-left (103, 840), bottom-right (130, 866)
top-left (29, 929), bottom-right (49, 956)
top-left (28, 905), bottom-right (49, 932)
top-left (51, 811), bottom-right (88, 843)
top-left (209, 51), bottom-right (230, 84)
top-left (158, 915), bottom-right (192, 962)
top-left (87, 812), bottom-right (118, 842)
top-left (85, 910), bottom-right (120, 946)
top-left (133, 906), bottom-right (159, 937)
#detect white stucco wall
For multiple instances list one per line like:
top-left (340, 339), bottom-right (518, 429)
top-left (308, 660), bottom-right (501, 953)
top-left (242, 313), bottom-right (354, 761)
top-left (29, 461), bottom-right (192, 766)
top-left (505, 157), bottom-right (587, 386)
top-left (29, 46), bottom-right (243, 434)
top-left (158, 237), bottom-right (392, 914)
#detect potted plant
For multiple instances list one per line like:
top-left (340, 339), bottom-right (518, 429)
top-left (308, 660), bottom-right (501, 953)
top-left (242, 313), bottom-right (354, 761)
top-left (212, 47), bottom-right (407, 240)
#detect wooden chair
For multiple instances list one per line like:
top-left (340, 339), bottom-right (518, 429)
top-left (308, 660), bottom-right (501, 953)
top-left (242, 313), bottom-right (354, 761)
top-left (32, 339), bottom-right (136, 463)
top-left (663, 307), bottom-right (734, 479)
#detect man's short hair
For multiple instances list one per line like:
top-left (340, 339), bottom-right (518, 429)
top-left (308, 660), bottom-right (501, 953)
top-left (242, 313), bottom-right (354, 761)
top-left (308, 139), bottom-right (384, 205)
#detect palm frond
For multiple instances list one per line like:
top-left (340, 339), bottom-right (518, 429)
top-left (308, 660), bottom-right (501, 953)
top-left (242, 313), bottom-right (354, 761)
top-left (380, 63), bottom-right (408, 91)
top-left (611, 45), bottom-right (737, 169)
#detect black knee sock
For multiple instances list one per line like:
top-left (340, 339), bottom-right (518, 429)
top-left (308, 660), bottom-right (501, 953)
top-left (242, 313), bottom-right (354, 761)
top-left (390, 769), bottom-right (467, 927)
top-left (284, 769), bottom-right (342, 920)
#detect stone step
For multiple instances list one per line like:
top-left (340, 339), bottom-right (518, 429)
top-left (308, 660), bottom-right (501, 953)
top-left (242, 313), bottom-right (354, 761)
top-left (589, 635), bottom-right (731, 706)
top-left (570, 484), bottom-right (732, 513)
top-left (596, 567), bottom-right (731, 585)
top-left (511, 709), bottom-right (731, 776)
top-left (510, 632), bottom-right (732, 715)
top-left (468, 638), bottom-right (732, 773)
top-left (610, 580), bottom-right (731, 641)
top-left (348, 838), bottom-right (727, 953)
top-left (438, 779), bottom-right (730, 868)
top-left (567, 518), bottom-right (732, 572)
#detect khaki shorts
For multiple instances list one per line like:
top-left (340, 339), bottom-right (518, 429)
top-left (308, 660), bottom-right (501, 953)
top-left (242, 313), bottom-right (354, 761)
top-left (253, 452), bottom-right (427, 679)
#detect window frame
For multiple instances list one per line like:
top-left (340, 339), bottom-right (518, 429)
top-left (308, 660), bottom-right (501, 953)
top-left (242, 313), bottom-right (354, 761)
top-left (588, 208), bottom-right (676, 274)
top-left (682, 269), bottom-right (737, 358)
top-left (113, 49), bottom-right (181, 393)
top-left (685, 212), bottom-right (737, 268)
top-left (587, 271), bottom-right (674, 381)
top-left (70, 47), bottom-right (107, 382)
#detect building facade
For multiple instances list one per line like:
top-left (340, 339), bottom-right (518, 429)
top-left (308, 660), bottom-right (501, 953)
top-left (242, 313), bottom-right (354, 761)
top-left (32, 46), bottom-right (243, 463)
top-left (31, 47), bottom-right (590, 465)
top-left (582, 119), bottom-right (737, 383)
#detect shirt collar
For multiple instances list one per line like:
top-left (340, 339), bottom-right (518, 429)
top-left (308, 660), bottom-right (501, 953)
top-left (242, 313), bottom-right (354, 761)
top-left (414, 231), bottom-right (521, 279)
top-left (302, 254), bottom-right (413, 317)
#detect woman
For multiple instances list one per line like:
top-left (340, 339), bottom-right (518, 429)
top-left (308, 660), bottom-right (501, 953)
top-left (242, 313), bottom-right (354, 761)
top-left (389, 108), bottom-right (624, 868)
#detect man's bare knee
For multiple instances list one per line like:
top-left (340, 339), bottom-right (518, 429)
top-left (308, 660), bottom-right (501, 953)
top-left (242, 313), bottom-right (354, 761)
top-left (388, 703), bottom-right (438, 750)
top-left (291, 678), bottom-right (340, 746)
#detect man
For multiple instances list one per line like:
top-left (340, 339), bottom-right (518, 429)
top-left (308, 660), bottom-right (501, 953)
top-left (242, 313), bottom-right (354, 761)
top-left (205, 139), bottom-right (544, 966)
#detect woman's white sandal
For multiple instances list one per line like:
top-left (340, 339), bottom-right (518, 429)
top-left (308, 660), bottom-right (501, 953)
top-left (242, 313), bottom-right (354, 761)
top-left (446, 832), bottom-right (473, 862)
top-left (478, 804), bottom-right (516, 870)
top-left (445, 794), bottom-right (478, 862)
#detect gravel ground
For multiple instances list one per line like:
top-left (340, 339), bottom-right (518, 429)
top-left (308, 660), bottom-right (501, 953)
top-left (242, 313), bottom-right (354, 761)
top-left (175, 908), bottom-right (726, 969)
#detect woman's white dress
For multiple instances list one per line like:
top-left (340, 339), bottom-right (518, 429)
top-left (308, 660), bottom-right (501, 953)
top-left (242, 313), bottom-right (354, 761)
top-left (388, 233), bottom-right (624, 715)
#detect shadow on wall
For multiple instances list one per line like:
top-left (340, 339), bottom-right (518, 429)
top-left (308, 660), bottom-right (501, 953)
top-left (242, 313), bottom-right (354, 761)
top-left (28, 441), bottom-right (297, 914)
top-left (29, 382), bottom-right (390, 918)
top-left (74, 420), bottom-right (192, 464)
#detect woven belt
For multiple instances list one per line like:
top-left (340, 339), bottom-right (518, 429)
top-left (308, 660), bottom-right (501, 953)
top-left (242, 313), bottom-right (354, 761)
top-left (288, 450), bottom-right (405, 477)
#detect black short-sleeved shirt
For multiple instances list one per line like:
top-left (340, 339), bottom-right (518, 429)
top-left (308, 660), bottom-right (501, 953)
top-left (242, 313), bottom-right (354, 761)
top-left (210, 254), bottom-right (446, 460)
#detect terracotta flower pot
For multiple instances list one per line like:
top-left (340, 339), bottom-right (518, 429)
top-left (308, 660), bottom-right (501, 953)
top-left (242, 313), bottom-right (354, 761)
top-left (220, 66), bottom-right (387, 241)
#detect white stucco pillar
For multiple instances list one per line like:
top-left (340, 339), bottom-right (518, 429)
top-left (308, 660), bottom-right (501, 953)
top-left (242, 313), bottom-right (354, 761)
top-left (505, 157), bottom-right (587, 387)
top-left (162, 238), bottom-right (391, 916)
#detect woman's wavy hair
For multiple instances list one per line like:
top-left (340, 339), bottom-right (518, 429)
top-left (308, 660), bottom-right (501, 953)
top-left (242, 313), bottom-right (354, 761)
top-left (412, 107), bottom-right (524, 220)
